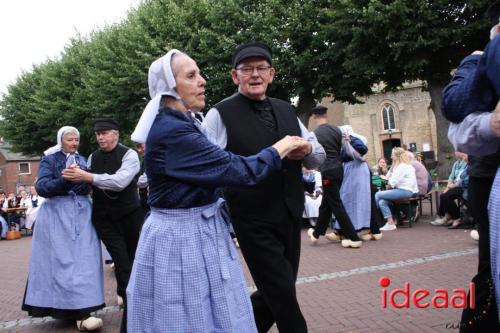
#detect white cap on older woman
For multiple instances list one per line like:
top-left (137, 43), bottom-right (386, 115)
top-left (339, 125), bottom-right (367, 145)
top-left (43, 126), bottom-right (80, 156)
top-left (131, 49), bottom-right (184, 144)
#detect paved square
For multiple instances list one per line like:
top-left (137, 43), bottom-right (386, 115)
top-left (0, 214), bottom-right (478, 332)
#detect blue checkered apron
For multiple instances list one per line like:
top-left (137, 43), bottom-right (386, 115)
top-left (489, 168), bottom-right (500, 318)
top-left (127, 199), bottom-right (257, 333)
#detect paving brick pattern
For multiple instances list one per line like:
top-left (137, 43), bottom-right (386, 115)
top-left (0, 213), bottom-right (479, 332)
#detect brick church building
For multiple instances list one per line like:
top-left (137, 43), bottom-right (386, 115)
top-left (313, 81), bottom-right (437, 167)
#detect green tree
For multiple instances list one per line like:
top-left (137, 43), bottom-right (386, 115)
top-left (1, 0), bottom-right (493, 179)
top-left (323, 0), bottom-right (492, 177)
top-left (2, 0), bottom-right (337, 153)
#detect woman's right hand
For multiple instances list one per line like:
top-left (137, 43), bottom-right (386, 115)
top-left (272, 135), bottom-right (309, 159)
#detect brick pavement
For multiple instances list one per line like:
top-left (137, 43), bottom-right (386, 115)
top-left (0, 213), bottom-right (479, 332)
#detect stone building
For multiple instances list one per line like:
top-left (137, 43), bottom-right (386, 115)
top-left (0, 140), bottom-right (40, 193)
top-left (313, 82), bottom-right (437, 167)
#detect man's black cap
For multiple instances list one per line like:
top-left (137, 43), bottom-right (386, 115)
top-left (94, 118), bottom-right (120, 131)
top-left (232, 41), bottom-right (272, 68)
top-left (311, 105), bottom-right (328, 115)
top-left (488, 1), bottom-right (500, 26)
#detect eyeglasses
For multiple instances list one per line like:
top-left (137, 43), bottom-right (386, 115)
top-left (236, 66), bottom-right (272, 76)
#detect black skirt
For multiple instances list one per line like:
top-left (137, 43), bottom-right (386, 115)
top-left (22, 281), bottom-right (105, 320)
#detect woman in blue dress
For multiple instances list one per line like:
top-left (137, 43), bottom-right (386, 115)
top-left (126, 49), bottom-right (307, 333)
top-left (338, 125), bottom-right (371, 233)
top-left (22, 126), bottom-right (105, 331)
top-left (330, 125), bottom-right (380, 247)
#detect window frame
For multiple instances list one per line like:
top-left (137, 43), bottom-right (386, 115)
top-left (18, 162), bottom-right (31, 175)
top-left (382, 104), bottom-right (397, 131)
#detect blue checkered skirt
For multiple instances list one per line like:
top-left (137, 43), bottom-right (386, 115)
top-left (127, 199), bottom-right (257, 333)
top-left (489, 168), bottom-right (500, 319)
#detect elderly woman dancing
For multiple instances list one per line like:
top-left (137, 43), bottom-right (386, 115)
top-left (336, 125), bottom-right (382, 245)
top-left (126, 49), bottom-right (307, 333)
top-left (22, 126), bottom-right (104, 331)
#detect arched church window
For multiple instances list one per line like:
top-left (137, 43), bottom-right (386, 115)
top-left (382, 104), bottom-right (396, 130)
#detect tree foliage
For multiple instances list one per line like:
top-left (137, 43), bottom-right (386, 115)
top-left (0, 0), bottom-right (493, 176)
top-left (323, 0), bottom-right (492, 177)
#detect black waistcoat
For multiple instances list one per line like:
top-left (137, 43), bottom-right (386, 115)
top-left (90, 144), bottom-right (140, 218)
top-left (215, 93), bottom-right (304, 220)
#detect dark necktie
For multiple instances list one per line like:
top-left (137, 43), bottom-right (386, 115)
top-left (252, 98), bottom-right (276, 130)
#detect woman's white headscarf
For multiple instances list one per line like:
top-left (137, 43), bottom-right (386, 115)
top-left (43, 126), bottom-right (80, 156)
top-left (339, 125), bottom-right (367, 162)
top-left (131, 49), bottom-right (184, 144)
top-left (339, 125), bottom-right (367, 145)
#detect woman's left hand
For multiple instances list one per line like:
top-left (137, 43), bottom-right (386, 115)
top-left (61, 167), bottom-right (93, 183)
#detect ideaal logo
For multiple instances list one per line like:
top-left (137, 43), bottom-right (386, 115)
top-left (380, 276), bottom-right (475, 309)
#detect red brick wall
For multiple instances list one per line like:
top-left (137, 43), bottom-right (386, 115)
top-left (0, 154), bottom-right (6, 192)
top-left (0, 160), bottom-right (40, 193)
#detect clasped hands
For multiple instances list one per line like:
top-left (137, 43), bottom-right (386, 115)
top-left (443, 181), bottom-right (456, 194)
top-left (283, 136), bottom-right (312, 160)
top-left (61, 164), bottom-right (93, 183)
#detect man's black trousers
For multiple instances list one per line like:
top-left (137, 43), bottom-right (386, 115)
top-left (232, 206), bottom-right (307, 333)
top-left (92, 207), bottom-right (144, 333)
top-left (313, 169), bottom-right (360, 241)
top-left (460, 176), bottom-right (499, 332)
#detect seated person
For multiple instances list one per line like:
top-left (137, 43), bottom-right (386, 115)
top-left (407, 152), bottom-right (432, 221)
top-left (24, 186), bottom-right (44, 231)
top-left (375, 147), bottom-right (419, 231)
top-left (302, 167), bottom-right (317, 194)
top-left (409, 153), bottom-right (431, 196)
top-left (302, 168), bottom-right (322, 226)
top-left (2, 192), bottom-right (16, 209)
top-left (372, 157), bottom-right (389, 190)
top-left (372, 157), bottom-right (389, 178)
top-left (3, 191), bottom-right (21, 230)
top-left (0, 191), bottom-right (7, 220)
top-left (18, 190), bottom-right (29, 229)
top-left (0, 215), bottom-right (7, 239)
top-left (431, 152), bottom-right (468, 228)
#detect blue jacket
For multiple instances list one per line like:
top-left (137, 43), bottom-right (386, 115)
top-left (35, 151), bottom-right (90, 197)
top-left (145, 107), bottom-right (281, 208)
top-left (442, 35), bottom-right (500, 123)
